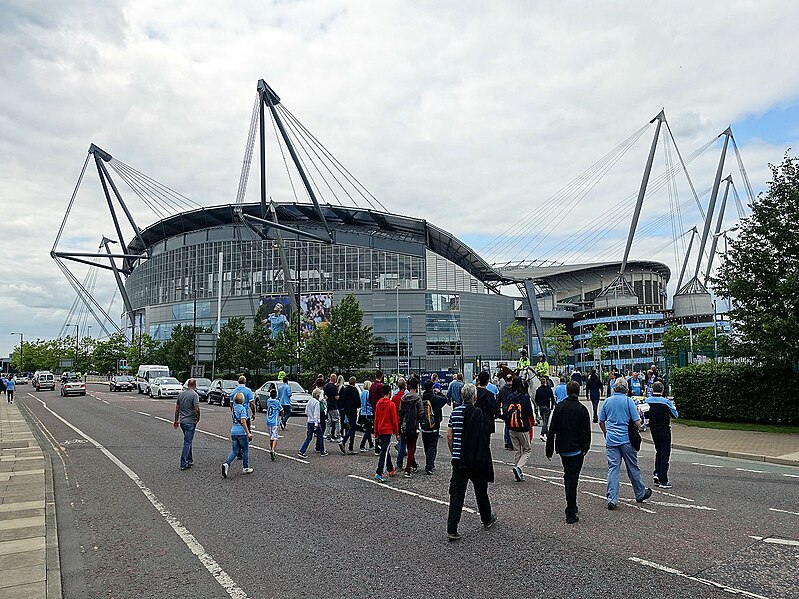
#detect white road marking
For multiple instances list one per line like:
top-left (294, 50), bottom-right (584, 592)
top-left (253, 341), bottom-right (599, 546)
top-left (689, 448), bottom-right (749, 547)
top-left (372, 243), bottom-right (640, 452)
top-left (736, 468), bottom-right (764, 473)
top-left (581, 490), bottom-right (656, 513)
top-left (30, 397), bottom-right (249, 599)
top-left (749, 535), bottom-right (799, 546)
top-left (769, 508), bottom-right (799, 516)
top-left (782, 473), bottom-right (799, 479)
top-left (347, 474), bottom-right (475, 513)
top-left (100, 400), bottom-right (109, 404)
top-left (655, 490), bottom-right (695, 502)
top-left (136, 411), bottom-right (151, 417)
top-left (629, 556), bottom-right (770, 599)
top-left (692, 462), bottom-right (724, 468)
top-left (646, 501), bottom-right (716, 511)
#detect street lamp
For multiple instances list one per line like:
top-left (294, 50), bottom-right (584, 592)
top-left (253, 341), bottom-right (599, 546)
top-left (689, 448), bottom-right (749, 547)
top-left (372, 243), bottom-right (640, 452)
top-left (67, 323), bottom-right (79, 371)
top-left (396, 283), bottom-right (401, 376)
top-left (406, 316), bottom-right (411, 377)
top-left (498, 320), bottom-right (503, 361)
top-left (10, 332), bottom-right (23, 373)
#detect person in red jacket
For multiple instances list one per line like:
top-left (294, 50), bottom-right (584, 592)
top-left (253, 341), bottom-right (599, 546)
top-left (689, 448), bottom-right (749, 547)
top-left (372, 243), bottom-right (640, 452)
top-left (368, 370), bottom-right (385, 457)
top-left (374, 383), bottom-right (398, 482)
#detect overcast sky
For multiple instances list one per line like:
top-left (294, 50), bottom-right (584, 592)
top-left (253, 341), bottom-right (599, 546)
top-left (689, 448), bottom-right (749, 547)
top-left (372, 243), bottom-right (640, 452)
top-left (2, 0), bottom-right (799, 357)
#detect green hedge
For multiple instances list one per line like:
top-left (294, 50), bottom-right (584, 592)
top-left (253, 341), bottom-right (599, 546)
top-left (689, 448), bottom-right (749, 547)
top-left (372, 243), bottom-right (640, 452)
top-left (670, 362), bottom-right (799, 425)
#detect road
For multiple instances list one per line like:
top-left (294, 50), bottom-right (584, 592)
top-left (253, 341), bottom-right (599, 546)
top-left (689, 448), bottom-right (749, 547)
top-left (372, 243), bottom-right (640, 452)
top-left (15, 384), bottom-right (799, 599)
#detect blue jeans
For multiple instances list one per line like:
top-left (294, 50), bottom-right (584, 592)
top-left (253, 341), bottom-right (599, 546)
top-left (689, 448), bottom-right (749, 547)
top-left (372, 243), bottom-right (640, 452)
top-left (396, 437), bottom-right (406, 469)
top-left (606, 443), bottom-right (646, 504)
top-left (226, 435), bottom-right (249, 468)
top-left (300, 422), bottom-right (323, 455)
top-left (180, 422), bottom-right (195, 468)
top-left (281, 404), bottom-right (292, 426)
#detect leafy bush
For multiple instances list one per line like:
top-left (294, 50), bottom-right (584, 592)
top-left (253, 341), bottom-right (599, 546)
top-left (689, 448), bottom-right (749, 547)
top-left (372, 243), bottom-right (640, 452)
top-left (670, 362), bottom-right (799, 425)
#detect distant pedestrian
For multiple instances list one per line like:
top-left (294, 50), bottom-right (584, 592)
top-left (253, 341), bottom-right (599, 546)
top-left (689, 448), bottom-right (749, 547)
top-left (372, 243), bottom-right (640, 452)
top-left (399, 378), bottom-right (424, 477)
top-left (324, 374), bottom-right (342, 443)
top-left (585, 369), bottom-right (602, 423)
top-left (553, 377), bottom-right (568, 404)
top-left (505, 377), bottom-right (534, 481)
top-left (475, 370), bottom-right (500, 438)
top-left (222, 392), bottom-right (253, 477)
top-left (534, 375), bottom-right (555, 440)
top-left (5, 375), bottom-right (15, 404)
top-left (447, 373), bottom-right (464, 407)
top-left (627, 371), bottom-right (644, 397)
top-left (265, 388), bottom-right (283, 461)
top-left (392, 378), bottom-right (408, 469)
top-left (338, 377), bottom-right (361, 454)
top-left (299, 386), bottom-right (326, 458)
top-left (546, 381), bottom-right (591, 523)
top-left (646, 381), bottom-right (679, 489)
top-left (447, 383), bottom-right (496, 541)
top-left (420, 379), bottom-right (446, 475)
top-left (359, 380), bottom-right (375, 453)
top-left (174, 378), bottom-right (200, 470)
top-left (498, 374), bottom-right (515, 450)
top-left (571, 369), bottom-right (583, 386)
top-left (599, 379), bottom-right (651, 509)
top-left (374, 383), bottom-right (398, 482)
top-left (278, 377), bottom-right (292, 429)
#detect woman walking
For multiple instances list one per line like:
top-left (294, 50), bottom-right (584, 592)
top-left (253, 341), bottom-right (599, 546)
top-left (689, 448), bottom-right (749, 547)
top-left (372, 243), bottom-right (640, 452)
top-left (222, 392), bottom-right (253, 478)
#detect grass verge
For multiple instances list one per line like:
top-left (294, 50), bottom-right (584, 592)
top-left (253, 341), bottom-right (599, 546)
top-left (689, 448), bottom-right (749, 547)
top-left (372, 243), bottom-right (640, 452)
top-left (676, 419), bottom-right (799, 435)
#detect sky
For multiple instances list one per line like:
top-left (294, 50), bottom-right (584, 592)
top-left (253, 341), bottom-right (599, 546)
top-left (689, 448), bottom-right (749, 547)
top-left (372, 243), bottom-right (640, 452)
top-left (2, 0), bottom-right (799, 357)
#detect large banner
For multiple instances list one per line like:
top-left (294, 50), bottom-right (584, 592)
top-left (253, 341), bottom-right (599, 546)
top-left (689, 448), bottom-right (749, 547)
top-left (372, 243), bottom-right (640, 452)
top-left (260, 296), bottom-right (291, 339)
top-left (300, 293), bottom-right (332, 337)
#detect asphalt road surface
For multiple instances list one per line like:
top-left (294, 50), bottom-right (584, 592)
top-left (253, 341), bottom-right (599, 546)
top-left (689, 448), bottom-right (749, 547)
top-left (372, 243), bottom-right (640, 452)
top-left (15, 384), bottom-right (799, 599)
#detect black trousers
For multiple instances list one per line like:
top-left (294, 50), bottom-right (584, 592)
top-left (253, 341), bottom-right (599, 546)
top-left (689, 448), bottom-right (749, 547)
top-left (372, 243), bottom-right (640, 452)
top-left (421, 431), bottom-right (439, 471)
top-left (651, 428), bottom-right (672, 484)
top-left (341, 410), bottom-right (358, 449)
top-left (447, 466), bottom-right (492, 534)
top-left (561, 453), bottom-right (585, 517)
top-left (376, 434), bottom-right (394, 475)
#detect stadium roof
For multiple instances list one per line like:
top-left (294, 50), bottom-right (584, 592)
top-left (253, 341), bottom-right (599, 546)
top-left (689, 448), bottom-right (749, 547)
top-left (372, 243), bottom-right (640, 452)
top-left (129, 202), bottom-right (509, 284)
top-left (497, 260), bottom-right (671, 283)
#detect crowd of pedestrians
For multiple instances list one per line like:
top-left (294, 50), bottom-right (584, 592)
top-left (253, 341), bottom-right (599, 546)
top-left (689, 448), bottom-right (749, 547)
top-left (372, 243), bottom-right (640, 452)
top-left (173, 364), bottom-right (678, 541)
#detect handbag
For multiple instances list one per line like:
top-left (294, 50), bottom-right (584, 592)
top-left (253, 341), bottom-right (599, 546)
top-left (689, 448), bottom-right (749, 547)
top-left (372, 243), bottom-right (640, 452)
top-left (628, 418), bottom-right (641, 451)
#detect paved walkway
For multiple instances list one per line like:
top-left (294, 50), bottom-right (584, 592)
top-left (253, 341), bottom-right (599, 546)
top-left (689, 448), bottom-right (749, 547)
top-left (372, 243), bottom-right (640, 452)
top-left (643, 422), bottom-right (799, 466)
top-left (0, 400), bottom-right (59, 599)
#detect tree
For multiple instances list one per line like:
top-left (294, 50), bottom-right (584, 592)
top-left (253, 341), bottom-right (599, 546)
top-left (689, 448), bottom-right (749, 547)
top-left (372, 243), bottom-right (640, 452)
top-left (661, 324), bottom-right (691, 358)
top-left (272, 313), bottom-right (300, 375)
top-left (714, 153), bottom-right (799, 366)
top-left (499, 321), bottom-right (526, 358)
top-left (543, 323), bottom-right (572, 368)
top-left (303, 294), bottom-right (373, 374)
top-left (246, 305), bottom-right (273, 375)
top-left (217, 317), bottom-right (248, 375)
top-left (127, 333), bottom-right (161, 373)
top-left (92, 332), bottom-right (129, 374)
top-left (586, 323), bottom-right (610, 371)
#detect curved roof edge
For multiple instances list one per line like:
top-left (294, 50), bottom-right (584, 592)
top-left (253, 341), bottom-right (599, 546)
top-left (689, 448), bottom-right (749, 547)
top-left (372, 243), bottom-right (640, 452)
top-left (498, 260), bottom-right (672, 283)
top-left (129, 202), bottom-right (508, 284)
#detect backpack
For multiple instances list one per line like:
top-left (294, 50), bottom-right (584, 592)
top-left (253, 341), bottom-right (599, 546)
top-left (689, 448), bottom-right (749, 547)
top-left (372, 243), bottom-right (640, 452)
top-left (507, 398), bottom-right (526, 432)
top-left (399, 400), bottom-right (419, 439)
top-left (419, 398), bottom-right (437, 432)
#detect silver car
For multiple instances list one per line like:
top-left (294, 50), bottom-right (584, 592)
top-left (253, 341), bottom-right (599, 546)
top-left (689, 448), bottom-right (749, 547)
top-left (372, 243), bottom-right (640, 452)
top-left (149, 377), bottom-right (182, 398)
top-left (255, 381), bottom-right (311, 414)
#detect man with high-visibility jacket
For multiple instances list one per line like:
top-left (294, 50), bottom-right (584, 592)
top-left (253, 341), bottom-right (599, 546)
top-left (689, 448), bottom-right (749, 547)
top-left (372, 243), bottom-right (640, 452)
top-left (534, 353), bottom-right (550, 377)
top-left (518, 348), bottom-right (531, 370)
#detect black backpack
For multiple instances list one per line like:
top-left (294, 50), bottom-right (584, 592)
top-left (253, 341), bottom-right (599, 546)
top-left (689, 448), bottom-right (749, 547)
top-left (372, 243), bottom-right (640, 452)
top-left (419, 398), bottom-right (437, 432)
top-left (400, 400), bottom-right (419, 439)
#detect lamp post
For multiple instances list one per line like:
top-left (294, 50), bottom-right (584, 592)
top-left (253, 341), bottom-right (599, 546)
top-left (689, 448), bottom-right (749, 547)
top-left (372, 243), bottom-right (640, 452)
top-left (395, 284), bottom-right (401, 376)
top-left (10, 332), bottom-right (23, 373)
top-left (67, 323), bottom-right (79, 371)
top-left (498, 320), bottom-right (503, 361)
top-left (86, 326), bottom-right (92, 374)
top-left (406, 316), bottom-right (411, 378)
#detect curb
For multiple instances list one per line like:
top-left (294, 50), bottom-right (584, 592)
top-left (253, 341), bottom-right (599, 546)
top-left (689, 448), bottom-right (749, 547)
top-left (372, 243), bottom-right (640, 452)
top-left (18, 403), bottom-right (63, 599)
top-left (641, 435), bottom-right (799, 467)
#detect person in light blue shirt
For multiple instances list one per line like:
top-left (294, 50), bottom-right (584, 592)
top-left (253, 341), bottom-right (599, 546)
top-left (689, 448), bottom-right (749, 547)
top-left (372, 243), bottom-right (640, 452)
top-left (5, 376), bottom-right (15, 404)
top-left (598, 378), bottom-right (651, 508)
top-left (447, 374), bottom-right (464, 407)
top-left (231, 377), bottom-right (254, 460)
top-left (278, 377), bottom-right (292, 429)
top-left (266, 391), bottom-right (283, 461)
top-left (486, 377), bottom-right (499, 398)
top-left (553, 378), bottom-right (568, 403)
top-left (359, 381), bottom-right (374, 452)
top-left (222, 392), bottom-right (253, 478)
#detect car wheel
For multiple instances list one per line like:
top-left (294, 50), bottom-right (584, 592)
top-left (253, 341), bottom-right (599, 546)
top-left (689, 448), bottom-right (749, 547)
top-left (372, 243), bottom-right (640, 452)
top-left (157, 390), bottom-right (161, 398)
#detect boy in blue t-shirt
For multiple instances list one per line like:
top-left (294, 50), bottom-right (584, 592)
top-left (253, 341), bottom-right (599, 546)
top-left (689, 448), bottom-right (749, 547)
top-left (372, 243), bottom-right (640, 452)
top-left (266, 387), bottom-right (283, 461)
top-left (278, 377), bottom-right (292, 429)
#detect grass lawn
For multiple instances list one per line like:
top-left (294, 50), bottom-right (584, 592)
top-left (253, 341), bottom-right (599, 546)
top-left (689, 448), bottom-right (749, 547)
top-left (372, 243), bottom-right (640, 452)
top-left (676, 419), bottom-right (799, 435)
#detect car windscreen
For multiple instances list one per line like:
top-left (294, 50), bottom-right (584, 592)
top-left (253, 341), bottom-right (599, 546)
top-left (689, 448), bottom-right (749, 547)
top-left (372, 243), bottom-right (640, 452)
top-left (149, 371), bottom-right (170, 379)
top-left (195, 378), bottom-right (211, 386)
top-left (161, 378), bottom-right (180, 385)
top-left (222, 381), bottom-right (238, 389)
top-left (115, 376), bottom-right (134, 382)
top-left (289, 382), bottom-right (305, 393)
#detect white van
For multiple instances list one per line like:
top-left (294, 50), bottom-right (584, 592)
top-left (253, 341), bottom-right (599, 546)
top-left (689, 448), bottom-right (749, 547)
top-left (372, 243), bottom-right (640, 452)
top-left (136, 365), bottom-right (170, 395)
top-left (32, 371), bottom-right (56, 391)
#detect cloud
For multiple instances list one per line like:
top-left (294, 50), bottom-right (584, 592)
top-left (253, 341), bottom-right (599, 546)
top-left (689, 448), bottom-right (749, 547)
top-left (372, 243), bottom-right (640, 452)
top-left (2, 0), bottom-right (799, 355)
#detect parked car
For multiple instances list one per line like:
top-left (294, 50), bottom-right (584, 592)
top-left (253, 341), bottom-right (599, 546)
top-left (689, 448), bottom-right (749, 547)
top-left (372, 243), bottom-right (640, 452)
top-left (14, 373), bottom-right (29, 385)
top-left (32, 371), bottom-right (56, 391)
top-left (183, 377), bottom-right (212, 401)
top-left (149, 377), bottom-right (182, 398)
top-left (136, 364), bottom-right (170, 395)
top-left (109, 375), bottom-right (136, 392)
top-left (254, 380), bottom-right (311, 414)
top-left (60, 377), bottom-right (86, 396)
top-left (207, 379), bottom-right (239, 406)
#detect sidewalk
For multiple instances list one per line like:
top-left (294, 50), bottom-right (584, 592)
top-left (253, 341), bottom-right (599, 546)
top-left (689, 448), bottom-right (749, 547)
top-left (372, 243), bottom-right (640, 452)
top-left (642, 422), bottom-right (799, 467)
top-left (0, 401), bottom-right (60, 599)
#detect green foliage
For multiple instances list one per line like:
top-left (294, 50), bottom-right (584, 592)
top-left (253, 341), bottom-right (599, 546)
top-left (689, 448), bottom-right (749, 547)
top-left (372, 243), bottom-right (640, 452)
top-left (92, 333), bottom-right (130, 374)
top-left (216, 318), bottom-right (248, 375)
top-left (303, 294), bottom-right (373, 374)
top-left (661, 324), bottom-right (690, 358)
top-left (272, 313), bottom-right (300, 374)
top-left (11, 338), bottom-right (70, 372)
top-left (586, 323), bottom-right (610, 359)
top-left (713, 153), bottom-right (799, 366)
top-left (670, 362), bottom-right (799, 425)
top-left (543, 323), bottom-right (572, 367)
top-left (127, 333), bottom-right (161, 373)
top-left (499, 321), bottom-right (526, 357)
top-left (246, 305), bottom-right (273, 373)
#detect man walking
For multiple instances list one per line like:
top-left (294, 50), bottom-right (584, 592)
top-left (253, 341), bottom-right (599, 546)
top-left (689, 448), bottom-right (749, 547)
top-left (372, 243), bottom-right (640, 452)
top-left (446, 373), bottom-right (464, 407)
top-left (447, 383), bottom-right (496, 541)
top-left (545, 381), bottom-right (591, 523)
top-left (421, 379), bottom-right (447, 475)
top-left (534, 376), bottom-right (555, 440)
top-left (265, 388), bottom-right (283, 461)
top-left (338, 377), bottom-right (361, 454)
top-left (498, 373), bottom-right (515, 450)
top-left (323, 374), bottom-right (341, 443)
top-left (553, 377), bottom-right (568, 404)
top-left (475, 371), bottom-right (500, 437)
top-left (174, 378), bottom-right (200, 470)
top-left (299, 387), bottom-right (327, 458)
top-left (399, 378), bottom-right (424, 478)
top-left (278, 376), bottom-right (292, 429)
top-left (585, 369), bottom-right (602, 423)
top-left (392, 378), bottom-right (408, 470)
top-left (599, 379), bottom-right (652, 509)
top-left (359, 381), bottom-right (374, 453)
top-left (646, 381), bottom-right (679, 489)
top-left (374, 383), bottom-right (398, 482)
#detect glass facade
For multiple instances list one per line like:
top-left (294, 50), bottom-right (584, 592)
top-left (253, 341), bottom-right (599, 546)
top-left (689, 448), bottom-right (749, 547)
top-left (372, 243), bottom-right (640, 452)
top-left (373, 314), bottom-right (412, 357)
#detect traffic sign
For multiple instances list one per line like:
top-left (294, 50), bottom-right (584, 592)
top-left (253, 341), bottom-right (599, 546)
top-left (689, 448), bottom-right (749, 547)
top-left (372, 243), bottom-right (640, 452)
top-left (194, 333), bottom-right (217, 362)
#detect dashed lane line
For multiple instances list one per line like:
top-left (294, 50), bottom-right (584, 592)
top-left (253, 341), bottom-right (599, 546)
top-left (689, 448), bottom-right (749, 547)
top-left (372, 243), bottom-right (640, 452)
top-left (736, 468), bottom-right (765, 473)
top-left (768, 508), bottom-right (799, 517)
top-left (782, 473), bottom-right (799, 479)
top-left (749, 535), bottom-right (799, 547)
top-left (29, 397), bottom-right (250, 599)
top-left (581, 490), bottom-right (656, 514)
top-left (692, 462), bottom-right (724, 468)
top-left (136, 411), bottom-right (152, 417)
top-left (628, 557), bottom-right (770, 599)
top-left (347, 474), bottom-right (476, 514)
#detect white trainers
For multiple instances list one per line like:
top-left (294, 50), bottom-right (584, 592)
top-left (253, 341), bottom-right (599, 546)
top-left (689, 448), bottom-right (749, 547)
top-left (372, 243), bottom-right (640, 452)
top-left (221, 463), bottom-right (229, 478)
top-left (242, 467), bottom-right (254, 474)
